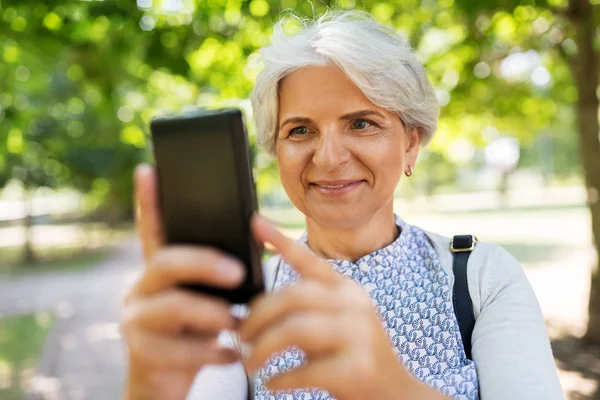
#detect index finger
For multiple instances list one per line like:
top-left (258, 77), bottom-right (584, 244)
top-left (251, 215), bottom-right (340, 284)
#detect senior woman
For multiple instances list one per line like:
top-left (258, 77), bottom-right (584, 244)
top-left (121, 10), bottom-right (564, 400)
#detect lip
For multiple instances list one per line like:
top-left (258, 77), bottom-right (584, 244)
top-left (311, 180), bottom-right (362, 186)
top-left (309, 180), bottom-right (365, 196)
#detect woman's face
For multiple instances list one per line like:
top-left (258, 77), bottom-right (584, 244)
top-left (276, 65), bottom-right (420, 229)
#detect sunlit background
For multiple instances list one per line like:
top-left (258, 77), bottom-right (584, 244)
top-left (1, 0), bottom-right (599, 399)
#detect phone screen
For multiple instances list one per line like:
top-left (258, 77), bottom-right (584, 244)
top-left (150, 109), bottom-right (263, 303)
top-left (154, 123), bottom-right (245, 252)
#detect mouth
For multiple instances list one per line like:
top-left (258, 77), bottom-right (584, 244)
top-left (309, 180), bottom-right (366, 195)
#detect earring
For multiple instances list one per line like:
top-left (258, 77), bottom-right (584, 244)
top-left (405, 165), bottom-right (413, 177)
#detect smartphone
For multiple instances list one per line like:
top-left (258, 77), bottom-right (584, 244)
top-left (149, 108), bottom-right (264, 304)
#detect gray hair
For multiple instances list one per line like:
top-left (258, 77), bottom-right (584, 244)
top-left (250, 10), bottom-right (440, 155)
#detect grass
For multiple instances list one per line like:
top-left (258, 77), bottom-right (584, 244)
top-left (437, 203), bottom-right (586, 217)
top-left (0, 247), bottom-right (111, 278)
top-left (0, 312), bottom-right (55, 400)
top-left (494, 242), bottom-right (578, 264)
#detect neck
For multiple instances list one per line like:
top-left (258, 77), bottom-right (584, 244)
top-left (305, 206), bottom-right (399, 263)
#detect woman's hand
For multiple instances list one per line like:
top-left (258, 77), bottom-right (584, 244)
top-left (241, 216), bottom-right (448, 400)
top-left (121, 165), bottom-right (245, 400)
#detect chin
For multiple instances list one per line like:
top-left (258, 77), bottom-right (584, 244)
top-left (304, 204), bottom-right (369, 229)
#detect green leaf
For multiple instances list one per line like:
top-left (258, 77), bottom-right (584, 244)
top-left (2, 40), bottom-right (20, 63)
top-left (43, 12), bottom-right (63, 31)
top-left (249, 0), bottom-right (269, 17)
top-left (120, 125), bottom-right (146, 148)
top-left (7, 128), bottom-right (23, 154)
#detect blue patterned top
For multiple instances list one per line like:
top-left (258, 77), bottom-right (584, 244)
top-left (254, 216), bottom-right (479, 399)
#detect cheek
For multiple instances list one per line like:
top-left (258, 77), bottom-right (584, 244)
top-left (385, 148), bottom-right (405, 176)
top-left (386, 150), bottom-right (405, 181)
top-left (277, 144), bottom-right (308, 190)
top-left (277, 146), bottom-right (313, 214)
top-left (360, 140), bottom-right (405, 189)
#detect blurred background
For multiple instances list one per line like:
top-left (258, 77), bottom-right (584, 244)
top-left (0, 0), bottom-right (599, 399)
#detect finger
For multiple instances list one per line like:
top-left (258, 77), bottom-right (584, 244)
top-left (246, 313), bottom-right (342, 372)
top-left (135, 164), bottom-right (165, 264)
top-left (127, 330), bottom-right (241, 370)
top-left (251, 215), bottom-right (340, 284)
top-left (265, 356), bottom-right (347, 395)
top-left (263, 242), bottom-right (279, 254)
top-left (240, 280), bottom-right (341, 342)
top-left (132, 246), bottom-right (245, 296)
top-left (123, 290), bottom-right (237, 335)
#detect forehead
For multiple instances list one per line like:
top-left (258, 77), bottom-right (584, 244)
top-left (278, 65), bottom-right (379, 116)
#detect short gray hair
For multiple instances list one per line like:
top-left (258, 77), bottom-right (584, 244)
top-left (250, 10), bottom-right (440, 155)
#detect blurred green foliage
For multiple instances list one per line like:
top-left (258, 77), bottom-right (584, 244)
top-left (0, 0), bottom-right (592, 218)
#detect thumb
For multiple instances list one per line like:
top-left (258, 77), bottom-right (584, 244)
top-left (134, 164), bottom-right (165, 264)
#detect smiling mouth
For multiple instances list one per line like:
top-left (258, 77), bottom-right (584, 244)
top-left (311, 180), bottom-right (364, 187)
top-left (317, 183), bottom-right (352, 189)
top-left (309, 180), bottom-right (365, 195)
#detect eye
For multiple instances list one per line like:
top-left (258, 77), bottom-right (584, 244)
top-left (289, 126), bottom-right (309, 137)
top-left (352, 119), bottom-right (376, 130)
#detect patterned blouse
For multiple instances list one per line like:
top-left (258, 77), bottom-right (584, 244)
top-left (253, 215), bottom-right (479, 399)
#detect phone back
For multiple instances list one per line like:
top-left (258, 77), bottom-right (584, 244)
top-left (150, 108), bottom-right (263, 303)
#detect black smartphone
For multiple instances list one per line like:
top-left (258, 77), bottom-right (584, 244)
top-left (149, 108), bottom-right (264, 304)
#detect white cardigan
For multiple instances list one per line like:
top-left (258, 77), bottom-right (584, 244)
top-left (186, 231), bottom-right (565, 400)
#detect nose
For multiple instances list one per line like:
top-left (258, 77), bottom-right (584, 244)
top-left (311, 130), bottom-right (351, 171)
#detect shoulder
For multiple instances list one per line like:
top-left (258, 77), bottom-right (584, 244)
top-left (422, 230), bottom-right (564, 398)
top-left (423, 229), bottom-right (528, 318)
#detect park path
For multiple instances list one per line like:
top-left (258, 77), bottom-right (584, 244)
top-left (0, 239), bottom-right (142, 400)
top-left (0, 233), bottom-right (596, 399)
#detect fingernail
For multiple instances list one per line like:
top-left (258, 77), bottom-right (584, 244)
top-left (256, 215), bottom-right (275, 232)
top-left (217, 258), bottom-right (244, 281)
top-left (135, 163), bottom-right (152, 176)
top-left (258, 214), bottom-right (272, 224)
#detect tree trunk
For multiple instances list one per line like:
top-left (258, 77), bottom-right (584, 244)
top-left (22, 189), bottom-right (36, 265)
top-left (498, 169), bottom-right (515, 208)
top-left (103, 191), bottom-right (123, 230)
top-left (566, 0), bottom-right (600, 344)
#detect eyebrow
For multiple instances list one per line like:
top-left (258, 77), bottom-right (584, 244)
top-left (340, 110), bottom-right (386, 121)
top-left (279, 109), bottom-right (386, 130)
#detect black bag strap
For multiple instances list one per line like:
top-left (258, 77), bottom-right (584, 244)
top-left (450, 235), bottom-right (477, 361)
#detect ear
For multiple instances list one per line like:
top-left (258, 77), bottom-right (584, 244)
top-left (405, 128), bottom-right (421, 167)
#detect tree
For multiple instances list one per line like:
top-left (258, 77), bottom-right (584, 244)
top-left (450, 0), bottom-right (600, 343)
top-left (559, 0), bottom-right (600, 344)
top-left (2, 1), bottom-right (596, 323)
